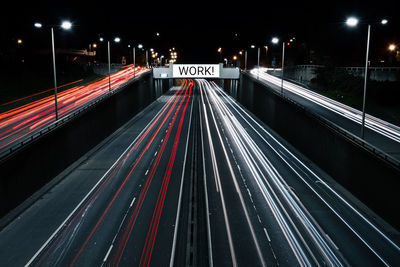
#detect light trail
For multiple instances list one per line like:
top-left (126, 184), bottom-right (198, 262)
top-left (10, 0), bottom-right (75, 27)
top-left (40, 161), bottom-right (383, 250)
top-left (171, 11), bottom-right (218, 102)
top-left (205, 79), bottom-right (399, 266)
top-left (26, 79), bottom-right (187, 267)
top-left (250, 68), bottom-right (400, 143)
top-left (0, 66), bottom-right (149, 152)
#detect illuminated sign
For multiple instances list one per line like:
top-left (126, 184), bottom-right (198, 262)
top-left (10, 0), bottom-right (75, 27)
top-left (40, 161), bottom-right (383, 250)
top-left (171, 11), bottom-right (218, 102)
top-left (172, 64), bottom-right (220, 78)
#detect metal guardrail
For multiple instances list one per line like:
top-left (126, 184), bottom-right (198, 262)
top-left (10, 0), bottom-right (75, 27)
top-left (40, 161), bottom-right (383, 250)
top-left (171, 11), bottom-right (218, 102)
top-left (0, 70), bottom-right (151, 163)
top-left (243, 71), bottom-right (400, 171)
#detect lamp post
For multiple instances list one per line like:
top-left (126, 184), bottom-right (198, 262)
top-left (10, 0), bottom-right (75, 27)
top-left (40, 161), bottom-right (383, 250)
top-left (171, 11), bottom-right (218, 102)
top-left (133, 46), bottom-right (136, 77)
top-left (217, 47), bottom-right (222, 63)
top-left (245, 45), bottom-right (256, 72)
top-left (257, 47), bottom-right (260, 79)
top-left (281, 42), bottom-right (285, 95)
top-left (346, 17), bottom-right (388, 139)
top-left (271, 37), bottom-right (285, 95)
top-left (34, 21), bottom-right (72, 121)
top-left (244, 50), bottom-right (248, 71)
top-left (100, 36), bottom-right (121, 92)
top-left (145, 50), bottom-right (149, 68)
top-left (107, 41), bottom-right (112, 92)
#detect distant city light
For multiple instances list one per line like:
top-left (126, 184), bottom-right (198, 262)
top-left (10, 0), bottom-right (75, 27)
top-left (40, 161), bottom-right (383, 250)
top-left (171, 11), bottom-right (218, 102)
top-left (114, 37), bottom-right (121, 43)
top-left (128, 44), bottom-right (131, 48)
top-left (156, 32), bottom-right (160, 36)
top-left (233, 55), bottom-right (237, 60)
top-left (61, 21), bottom-right (72, 30)
top-left (346, 17), bottom-right (359, 27)
top-left (381, 19), bottom-right (388, 25)
top-left (250, 45), bottom-right (255, 48)
top-left (99, 37), bottom-right (104, 42)
top-left (34, 22), bottom-right (42, 28)
top-left (271, 37), bottom-right (279, 44)
top-left (17, 39), bottom-right (22, 44)
top-left (217, 47), bottom-right (222, 53)
top-left (388, 44), bottom-right (396, 51)
top-left (138, 44), bottom-right (143, 49)
top-left (93, 43), bottom-right (97, 48)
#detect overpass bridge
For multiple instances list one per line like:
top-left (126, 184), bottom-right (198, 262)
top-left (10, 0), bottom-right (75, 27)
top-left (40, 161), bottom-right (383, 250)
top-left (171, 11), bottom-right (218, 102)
top-left (0, 66), bottom-right (400, 266)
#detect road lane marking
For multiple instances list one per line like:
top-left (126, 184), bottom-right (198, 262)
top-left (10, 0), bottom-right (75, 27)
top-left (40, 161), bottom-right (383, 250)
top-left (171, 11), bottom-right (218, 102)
top-left (214, 82), bottom-right (399, 264)
top-left (198, 93), bottom-right (214, 267)
top-left (103, 245), bottom-right (113, 263)
top-left (263, 228), bottom-right (271, 242)
top-left (25, 79), bottom-right (183, 267)
top-left (169, 87), bottom-right (194, 267)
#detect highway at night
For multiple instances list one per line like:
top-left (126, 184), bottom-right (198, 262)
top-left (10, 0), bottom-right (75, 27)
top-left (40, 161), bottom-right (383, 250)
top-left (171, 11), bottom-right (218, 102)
top-left (0, 65), bottom-right (148, 155)
top-left (0, 79), bottom-right (399, 266)
top-left (250, 68), bottom-right (400, 159)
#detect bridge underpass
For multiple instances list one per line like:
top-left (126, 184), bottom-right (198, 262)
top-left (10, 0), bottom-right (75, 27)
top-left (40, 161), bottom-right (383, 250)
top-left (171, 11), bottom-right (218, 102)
top-left (0, 66), bottom-right (399, 266)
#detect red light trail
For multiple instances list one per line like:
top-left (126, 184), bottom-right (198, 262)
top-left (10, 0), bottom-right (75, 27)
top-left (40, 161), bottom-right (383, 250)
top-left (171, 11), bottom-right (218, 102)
top-left (0, 66), bottom-right (148, 152)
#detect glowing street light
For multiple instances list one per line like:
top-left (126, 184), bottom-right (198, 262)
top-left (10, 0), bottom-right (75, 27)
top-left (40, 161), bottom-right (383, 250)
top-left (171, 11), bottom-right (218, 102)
top-left (138, 44), bottom-right (143, 49)
top-left (99, 37), bottom-right (104, 42)
top-left (114, 37), bottom-right (121, 43)
top-left (346, 17), bottom-right (359, 27)
top-left (61, 21), bottom-right (72, 30)
top-left (34, 21), bottom-right (72, 121)
top-left (271, 37), bottom-right (279, 44)
top-left (388, 44), bottom-right (396, 51)
top-left (17, 39), bottom-right (22, 44)
top-left (345, 17), bottom-right (388, 139)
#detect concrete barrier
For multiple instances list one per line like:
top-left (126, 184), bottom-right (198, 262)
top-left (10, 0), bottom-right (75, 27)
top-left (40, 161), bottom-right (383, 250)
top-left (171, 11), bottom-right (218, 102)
top-left (0, 72), bottom-right (170, 219)
top-left (237, 72), bottom-right (400, 229)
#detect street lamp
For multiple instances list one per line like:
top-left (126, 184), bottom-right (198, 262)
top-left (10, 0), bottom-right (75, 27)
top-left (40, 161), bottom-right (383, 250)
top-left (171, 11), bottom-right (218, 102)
top-left (388, 44), bottom-right (396, 52)
top-left (217, 47), bottom-right (222, 63)
top-left (345, 17), bottom-right (359, 27)
top-left (61, 21), bottom-right (72, 30)
top-left (99, 36), bottom-right (121, 91)
top-left (34, 21), bottom-right (72, 121)
top-left (108, 37), bottom-right (121, 92)
top-left (269, 37), bottom-right (286, 94)
top-left (346, 17), bottom-right (388, 139)
top-left (244, 45), bottom-right (257, 73)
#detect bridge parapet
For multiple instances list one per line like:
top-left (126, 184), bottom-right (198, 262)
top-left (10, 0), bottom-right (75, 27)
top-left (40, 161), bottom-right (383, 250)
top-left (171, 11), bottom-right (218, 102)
top-left (152, 63), bottom-right (240, 79)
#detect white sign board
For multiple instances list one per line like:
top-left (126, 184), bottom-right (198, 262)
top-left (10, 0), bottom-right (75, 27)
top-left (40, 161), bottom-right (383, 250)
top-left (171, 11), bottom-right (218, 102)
top-left (172, 64), bottom-right (220, 78)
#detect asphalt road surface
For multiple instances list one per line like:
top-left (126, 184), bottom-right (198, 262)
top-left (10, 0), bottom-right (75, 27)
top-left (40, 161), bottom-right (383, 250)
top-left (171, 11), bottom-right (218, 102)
top-left (0, 79), bottom-right (399, 266)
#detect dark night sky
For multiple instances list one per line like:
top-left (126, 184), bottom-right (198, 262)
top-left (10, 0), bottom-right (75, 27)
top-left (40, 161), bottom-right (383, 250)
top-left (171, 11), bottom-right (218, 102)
top-left (1, 0), bottom-right (399, 64)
